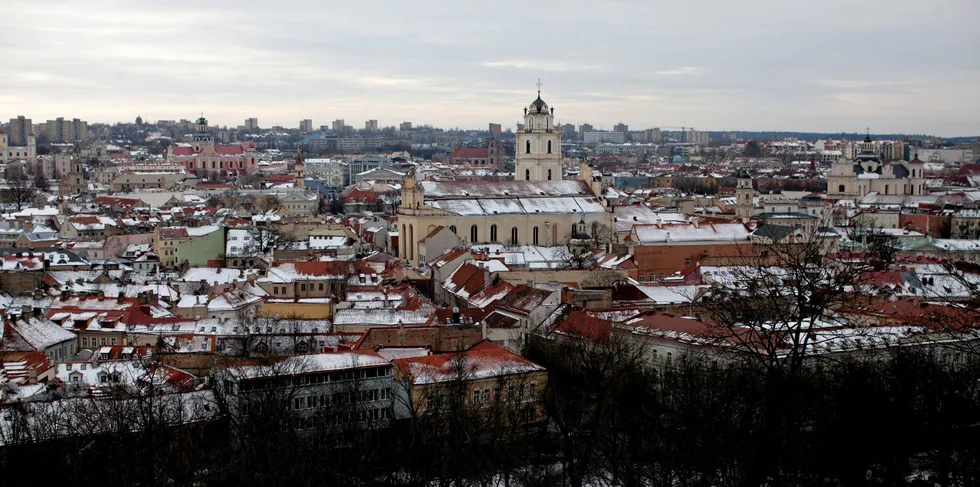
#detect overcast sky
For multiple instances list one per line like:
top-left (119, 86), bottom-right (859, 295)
top-left (2, 0), bottom-right (977, 136)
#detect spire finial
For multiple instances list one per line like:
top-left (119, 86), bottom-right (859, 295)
top-left (536, 78), bottom-right (543, 97)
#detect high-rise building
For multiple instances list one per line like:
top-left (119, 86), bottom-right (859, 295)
top-left (365, 119), bottom-right (379, 131)
top-left (8, 116), bottom-right (32, 146)
top-left (652, 127), bottom-right (663, 143)
top-left (488, 123), bottom-right (502, 138)
top-left (399, 121), bottom-right (413, 131)
top-left (584, 131), bottom-right (626, 144)
top-left (332, 119), bottom-right (346, 132)
top-left (578, 123), bottom-right (593, 135)
top-left (244, 118), bottom-right (259, 130)
top-left (561, 123), bottom-right (576, 139)
top-left (613, 123), bottom-right (629, 133)
top-left (299, 119), bottom-right (313, 132)
top-left (43, 117), bottom-right (89, 143)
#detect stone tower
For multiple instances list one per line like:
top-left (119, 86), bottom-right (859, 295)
top-left (735, 169), bottom-right (754, 222)
top-left (294, 147), bottom-right (305, 190)
top-left (515, 84), bottom-right (562, 181)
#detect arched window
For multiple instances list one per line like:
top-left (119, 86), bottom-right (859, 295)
top-left (533, 227), bottom-right (539, 245)
top-left (884, 184), bottom-right (889, 195)
top-left (408, 225), bottom-right (414, 260)
top-left (525, 140), bottom-right (531, 154)
top-left (511, 227), bottom-right (518, 245)
top-left (490, 224), bottom-right (497, 242)
top-left (400, 224), bottom-right (406, 257)
top-left (547, 169), bottom-right (552, 180)
top-left (470, 225), bottom-right (478, 242)
top-left (527, 119), bottom-right (533, 130)
top-left (449, 225), bottom-right (456, 235)
top-left (838, 185), bottom-right (845, 193)
top-left (547, 140), bottom-right (552, 154)
top-left (525, 169), bottom-right (530, 180)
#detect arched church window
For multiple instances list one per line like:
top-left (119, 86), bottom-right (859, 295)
top-left (838, 185), bottom-right (845, 193)
top-left (525, 140), bottom-right (531, 154)
top-left (547, 140), bottom-right (552, 154)
top-left (547, 169), bottom-right (552, 180)
top-left (533, 227), bottom-right (539, 245)
top-left (525, 169), bottom-right (530, 180)
top-left (470, 225), bottom-right (478, 242)
top-left (511, 227), bottom-right (518, 245)
top-left (449, 225), bottom-right (457, 235)
top-left (490, 225), bottom-right (497, 242)
top-left (528, 119), bottom-right (533, 130)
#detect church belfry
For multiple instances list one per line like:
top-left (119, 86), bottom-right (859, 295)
top-left (193, 115), bottom-right (213, 151)
top-left (294, 147), bottom-right (305, 189)
top-left (516, 82), bottom-right (562, 181)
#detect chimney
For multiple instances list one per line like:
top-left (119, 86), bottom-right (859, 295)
top-left (481, 320), bottom-right (487, 340)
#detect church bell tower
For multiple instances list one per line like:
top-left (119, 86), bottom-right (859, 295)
top-left (516, 81), bottom-right (562, 181)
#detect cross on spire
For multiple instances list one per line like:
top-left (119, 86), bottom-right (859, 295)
top-left (536, 78), bottom-right (543, 96)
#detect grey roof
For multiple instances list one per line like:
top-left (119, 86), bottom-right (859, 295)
top-left (891, 164), bottom-right (910, 178)
top-left (752, 224), bottom-right (795, 240)
top-left (754, 212), bottom-right (817, 220)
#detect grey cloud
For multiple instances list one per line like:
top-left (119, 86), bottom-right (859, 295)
top-left (0, 0), bottom-right (977, 135)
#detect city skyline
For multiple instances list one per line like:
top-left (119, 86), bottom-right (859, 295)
top-left (2, 0), bottom-right (978, 136)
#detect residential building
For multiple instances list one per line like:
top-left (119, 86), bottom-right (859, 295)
top-left (43, 117), bottom-right (88, 143)
top-left (215, 351), bottom-right (398, 428)
top-left (7, 116), bottom-right (32, 146)
top-left (300, 119), bottom-right (313, 132)
top-left (392, 340), bottom-right (547, 421)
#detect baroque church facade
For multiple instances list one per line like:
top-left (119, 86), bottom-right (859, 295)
top-left (397, 91), bottom-right (610, 265)
top-left (827, 135), bottom-right (925, 200)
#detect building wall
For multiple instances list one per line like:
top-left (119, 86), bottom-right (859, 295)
top-left (174, 230), bottom-right (225, 268)
top-left (264, 301), bottom-right (333, 319)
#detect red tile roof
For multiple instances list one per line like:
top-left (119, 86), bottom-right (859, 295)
top-left (449, 148), bottom-right (489, 160)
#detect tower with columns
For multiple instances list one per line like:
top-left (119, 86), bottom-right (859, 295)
top-left (735, 169), bottom-right (755, 222)
top-left (515, 82), bottom-right (562, 181)
top-left (294, 147), bottom-right (305, 189)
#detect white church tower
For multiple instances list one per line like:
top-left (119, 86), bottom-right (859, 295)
top-left (516, 82), bottom-right (562, 181)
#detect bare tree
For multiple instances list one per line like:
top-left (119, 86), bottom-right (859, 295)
top-left (3, 165), bottom-right (35, 210)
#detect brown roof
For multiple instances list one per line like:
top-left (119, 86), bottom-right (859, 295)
top-left (449, 148), bottom-right (489, 160)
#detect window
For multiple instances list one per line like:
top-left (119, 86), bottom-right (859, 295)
top-left (547, 140), bottom-right (552, 154)
top-left (82, 337), bottom-right (87, 347)
top-left (533, 227), bottom-right (539, 245)
top-left (525, 140), bottom-right (531, 154)
top-left (547, 168), bottom-right (552, 180)
top-left (473, 389), bottom-right (481, 404)
top-left (490, 224), bottom-right (497, 242)
top-left (684, 258), bottom-right (692, 267)
top-left (449, 225), bottom-right (456, 234)
top-left (510, 227), bottom-right (519, 245)
top-left (470, 225), bottom-right (478, 242)
top-left (318, 283), bottom-right (324, 291)
top-left (525, 168), bottom-right (530, 180)
top-left (838, 184), bottom-right (845, 193)
top-left (301, 283), bottom-right (306, 291)
top-left (482, 388), bottom-right (490, 403)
